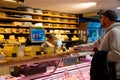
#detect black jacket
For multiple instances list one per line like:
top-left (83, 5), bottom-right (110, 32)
top-left (90, 51), bottom-right (116, 80)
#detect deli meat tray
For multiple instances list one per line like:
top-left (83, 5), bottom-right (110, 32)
top-left (35, 62), bottom-right (90, 80)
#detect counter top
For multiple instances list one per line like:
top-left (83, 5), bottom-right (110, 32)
top-left (0, 51), bottom-right (94, 67)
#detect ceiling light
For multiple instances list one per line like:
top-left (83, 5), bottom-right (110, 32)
top-left (76, 2), bottom-right (97, 9)
top-left (3, 0), bottom-right (16, 2)
top-left (117, 7), bottom-right (120, 9)
top-left (3, 0), bottom-right (23, 3)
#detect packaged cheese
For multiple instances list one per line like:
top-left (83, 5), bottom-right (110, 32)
top-left (43, 10), bottom-right (52, 15)
top-left (0, 35), bottom-right (4, 43)
top-left (34, 8), bottom-right (43, 14)
top-left (9, 35), bottom-right (15, 40)
top-left (3, 46), bottom-right (14, 57)
top-left (18, 37), bottom-right (26, 43)
top-left (0, 28), bottom-right (4, 33)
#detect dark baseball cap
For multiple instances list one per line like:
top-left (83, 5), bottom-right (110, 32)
top-left (98, 10), bottom-right (118, 21)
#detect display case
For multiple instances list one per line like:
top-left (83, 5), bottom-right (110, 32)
top-left (34, 62), bottom-right (90, 80)
top-left (0, 51), bottom-right (93, 80)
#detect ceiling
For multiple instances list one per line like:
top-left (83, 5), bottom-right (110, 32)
top-left (23, 0), bottom-right (120, 15)
top-left (1, 0), bottom-right (120, 16)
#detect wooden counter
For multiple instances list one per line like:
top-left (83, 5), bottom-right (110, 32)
top-left (0, 51), bottom-right (94, 67)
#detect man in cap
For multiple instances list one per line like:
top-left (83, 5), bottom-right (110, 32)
top-left (74, 10), bottom-right (120, 80)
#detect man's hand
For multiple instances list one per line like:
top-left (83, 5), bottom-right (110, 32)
top-left (73, 45), bottom-right (83, 50)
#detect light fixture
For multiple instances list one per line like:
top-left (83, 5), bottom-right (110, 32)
top-left (3, 0), bottom-right (23, 3)
top-left (117, 7), bottom-right (120, 9)
top-left (76, 2), bottom-right (97, 9)
top-left (3, 0), bottom-right (16, 2)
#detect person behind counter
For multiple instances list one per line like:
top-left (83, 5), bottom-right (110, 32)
top-left (41, 34), bottom-right (62, 54)
top-left (74, 10), bottom-right (120, 80)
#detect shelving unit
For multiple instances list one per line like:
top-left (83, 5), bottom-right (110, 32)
top-left (0, 7), bottom-right (81, 47)
top-left (0, 7), bottom-right (90, 80)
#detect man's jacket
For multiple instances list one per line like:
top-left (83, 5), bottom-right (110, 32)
top-left (90, 51), bottom-right (116, 80)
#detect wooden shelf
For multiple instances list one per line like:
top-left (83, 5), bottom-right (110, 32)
top-left (0, 17), bottom-right (42, 22)
top-left (50, 15), bottom-right (78, 19)
top-left (0, 8), bottom-right (43, 16)
top-left (0, 24), bottom-right (30, 28)
top-left (0, 17), bottom-right (78, 24)
top-left (0, 24), bottom-right (16, 27)
top-left (45, 33), bottom-right (80, 35)
top-left (0, 32), bottom-right (29, 34)
top-left (62, 40), bottom-right (80, 43)
top-left (0, 24), bottom-right (79, 30)
top-left (43, 26), bottom-right (79, 29)
top-left (0, 8), bottom-right (78, 19)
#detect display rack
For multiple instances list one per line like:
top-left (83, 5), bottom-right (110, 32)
top-left (0, 6), bottom-right (89, 79)
top-left (0, 7), bottom-right (82, 47)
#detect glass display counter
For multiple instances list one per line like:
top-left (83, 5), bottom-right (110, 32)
top-left (34, 62), bottom-right (90, 80)
top-left (0, 51), bottom-right (93, 80)
top-left (20, 51), bottom-right (93, 80)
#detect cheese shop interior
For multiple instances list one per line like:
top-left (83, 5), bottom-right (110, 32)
top-left (0, 0), bottom-right (119, 79)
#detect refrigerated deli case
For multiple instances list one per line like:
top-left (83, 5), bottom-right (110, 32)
top-left (0, 51), bottom-right (93, 80)
top-left (20, 51), bottom-right (93, 80)
top-left (34, 62), bottom-right (90, 80)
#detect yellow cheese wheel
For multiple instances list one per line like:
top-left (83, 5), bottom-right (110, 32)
top-left (9, 35), bottom-right (15, 40)
top-left (0, 35), bottom-right (4, 39)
